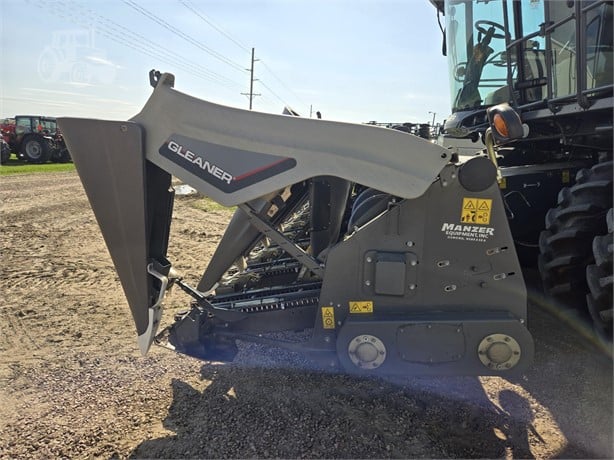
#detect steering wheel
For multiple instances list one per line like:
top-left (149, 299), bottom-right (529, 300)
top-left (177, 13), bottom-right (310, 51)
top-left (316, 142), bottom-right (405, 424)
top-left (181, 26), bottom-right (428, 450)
top-left (475, 20), bottom-right (508, 40)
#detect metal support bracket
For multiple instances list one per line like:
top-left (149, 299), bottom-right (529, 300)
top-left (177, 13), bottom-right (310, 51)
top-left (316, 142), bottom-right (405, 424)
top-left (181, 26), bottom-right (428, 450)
top-left (137, 263), bottom-right (169, 355)
top-left (238, 203), bottom-right (324, 277)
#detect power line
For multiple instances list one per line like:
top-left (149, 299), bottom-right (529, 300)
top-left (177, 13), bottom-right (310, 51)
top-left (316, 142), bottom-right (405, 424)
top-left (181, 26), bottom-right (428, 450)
top-left (238, 48), bottom-right (291, 112)
top-left (123, 0), bottom-right (248, 74)
top-left (258, 80), bottom-right (291, 109)
top-left (66, 0), bottom-right (241, 87)
top-left (31, 0), bottom-right (243, 90)
top-left (259, 60), bottom-right (308, 110)
top-left (33, 0), bottom-right (305, 113)
top-left (178, 0), bottom-right (250, 52)
top-left (176, 0), bottom-right (306, 112)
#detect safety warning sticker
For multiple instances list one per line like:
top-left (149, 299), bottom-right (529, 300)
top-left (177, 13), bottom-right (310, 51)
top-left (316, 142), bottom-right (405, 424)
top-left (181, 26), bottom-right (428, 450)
top-left (461, 198), bottom-right (492, 225)
top-left (441, 197), bottom-right (496, 243)
top-left (321, 307), bottom-right (335, 329)
top-left (349, 301), bottom-right (373, 313)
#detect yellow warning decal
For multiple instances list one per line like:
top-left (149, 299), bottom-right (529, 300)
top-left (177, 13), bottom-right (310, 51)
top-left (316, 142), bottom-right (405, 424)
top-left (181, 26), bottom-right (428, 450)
top-left (461, 198), bottom-right (492, 225)
top-left (321, 307), bottom-right (335, 329)
top-left (349, 301), bottom-right (374, 313)
top-left (562, 170), bottom-right (570, 184)
top-left (498, 177), bottom-right (507, 189)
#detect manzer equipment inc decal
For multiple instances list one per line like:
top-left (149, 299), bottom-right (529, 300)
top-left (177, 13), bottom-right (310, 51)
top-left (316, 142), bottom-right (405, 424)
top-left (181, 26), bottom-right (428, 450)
top-left (159, 133), bottom-right (296, 193)
top-left (441, 197), bottom-right (495, 242)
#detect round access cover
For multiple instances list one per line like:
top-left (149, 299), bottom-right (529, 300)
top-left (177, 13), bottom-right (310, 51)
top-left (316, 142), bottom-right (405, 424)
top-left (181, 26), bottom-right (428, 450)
top-left (477, 333), bottom-right (521, 370)
top-left (348, 334), bottom-right (387, 369)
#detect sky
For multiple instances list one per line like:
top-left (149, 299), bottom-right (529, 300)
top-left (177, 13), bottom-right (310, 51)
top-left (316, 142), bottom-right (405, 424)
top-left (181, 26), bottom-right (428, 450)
top-left (0, 0), bottom-right (451, 125)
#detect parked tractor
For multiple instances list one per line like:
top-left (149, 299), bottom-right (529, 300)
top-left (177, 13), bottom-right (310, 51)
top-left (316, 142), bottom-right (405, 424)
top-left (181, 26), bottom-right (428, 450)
top-left (1, 115), bottom-right (71, 164)
top-left (430, 0), bottom-right (612, 339)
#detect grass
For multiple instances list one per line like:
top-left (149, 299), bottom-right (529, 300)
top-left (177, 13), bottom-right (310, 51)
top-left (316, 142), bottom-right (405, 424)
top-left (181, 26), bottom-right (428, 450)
top-left (0, 154), bottom-right (75, 175)
top-left (187, 195), bottom-right (235, 213)
top-left (171, 179), bottom-right (235, 213)
top-left (0, 154), bottom-right (233, 214)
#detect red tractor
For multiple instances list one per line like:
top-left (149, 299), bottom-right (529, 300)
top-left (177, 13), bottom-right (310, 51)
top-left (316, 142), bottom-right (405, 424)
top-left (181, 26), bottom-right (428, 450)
top-left (1, 115), bottom-right (71, 164)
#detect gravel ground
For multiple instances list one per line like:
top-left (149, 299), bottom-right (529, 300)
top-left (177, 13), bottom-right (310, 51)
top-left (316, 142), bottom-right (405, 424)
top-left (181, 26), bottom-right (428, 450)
top-left (0, 171), bottom-right (612, 459)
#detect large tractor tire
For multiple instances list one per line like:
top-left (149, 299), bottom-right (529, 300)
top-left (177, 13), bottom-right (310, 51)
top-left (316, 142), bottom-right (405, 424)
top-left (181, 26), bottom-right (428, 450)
top-left (538, 159), bottom-right (613, 320)
top-left (50, 147), bottom-right (72, 163)
top-left (0, 140), bottom-right (10, 164)
top-left (21, 136), bottom-right (51, 163)
top-left (586, 208), bottom-right (613, 341)
top-left (56, 148), bottom-right (72, 163)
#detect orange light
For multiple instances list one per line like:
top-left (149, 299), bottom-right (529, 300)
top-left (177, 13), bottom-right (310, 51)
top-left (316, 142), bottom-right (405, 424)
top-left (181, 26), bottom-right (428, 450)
top-left (493, 113), bottom-right (509, 138)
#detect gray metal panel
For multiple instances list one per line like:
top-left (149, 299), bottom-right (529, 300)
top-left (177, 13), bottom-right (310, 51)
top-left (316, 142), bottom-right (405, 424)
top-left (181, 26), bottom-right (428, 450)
top-left (319, 158), bottom-right (527, 322)
top-left (131, 73), bottom-right (450, 206)
top-left (375, 260), bottom-right (406, 296)
top-left (57, 118), bottom-right (150, 336)
top-left (336, 313), bottom-right (534, 376)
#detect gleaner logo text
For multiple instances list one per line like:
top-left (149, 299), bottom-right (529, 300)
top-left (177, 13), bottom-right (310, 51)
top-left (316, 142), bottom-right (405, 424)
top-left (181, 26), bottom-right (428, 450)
top-left (159, 133), bottom-right (297, 193)
top-left (167, 140), bottom-right (233, 184)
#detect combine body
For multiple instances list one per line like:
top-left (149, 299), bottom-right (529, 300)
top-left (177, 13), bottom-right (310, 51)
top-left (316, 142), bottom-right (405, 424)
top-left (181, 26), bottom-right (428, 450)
top-left (59, 72), bottom-right (533, 376)
top-left (432, 0), bottom-right (613, 338)
top-left (58, 0), bottom-right (612, 375)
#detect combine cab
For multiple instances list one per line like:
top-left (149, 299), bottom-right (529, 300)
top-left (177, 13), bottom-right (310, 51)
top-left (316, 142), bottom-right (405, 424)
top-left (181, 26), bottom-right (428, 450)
top-left (59, 71), bottom-right (534, 376)
top-left (431, 0), bottom-right (612, 339)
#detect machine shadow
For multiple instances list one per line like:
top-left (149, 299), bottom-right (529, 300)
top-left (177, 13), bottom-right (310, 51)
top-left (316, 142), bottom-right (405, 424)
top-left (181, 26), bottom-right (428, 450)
top-left (129, 270), bottom-right (609, 459)
top-left (516, 268), bottom-right (614, 459)
top-left (131, 363), bottom-right (543, 459)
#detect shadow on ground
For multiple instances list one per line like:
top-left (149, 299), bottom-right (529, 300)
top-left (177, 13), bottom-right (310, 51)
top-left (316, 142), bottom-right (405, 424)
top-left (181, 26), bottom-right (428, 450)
top-left (132, 367), bottom-right (526, 459)
top-left (131, 270), bottom-right (610, 459)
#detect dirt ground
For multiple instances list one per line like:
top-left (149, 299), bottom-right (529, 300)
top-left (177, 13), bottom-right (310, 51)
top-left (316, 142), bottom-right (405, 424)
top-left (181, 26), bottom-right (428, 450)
top-left (0, 170), bottom-right (612, 459)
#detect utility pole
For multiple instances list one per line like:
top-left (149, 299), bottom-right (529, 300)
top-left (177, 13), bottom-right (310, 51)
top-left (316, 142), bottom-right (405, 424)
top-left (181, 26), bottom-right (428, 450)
top-left (428, 111), bottom-right (436, 127)
top-left (241, 47), bottom-right (261, 110)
